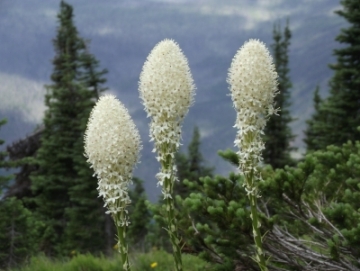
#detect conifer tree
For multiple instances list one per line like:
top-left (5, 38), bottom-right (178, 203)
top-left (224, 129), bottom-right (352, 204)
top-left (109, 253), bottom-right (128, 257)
top-left (0, 122), bottom-right (41, 269)
top-left (65, 45), bottom-right (109, 256)
top-left (0, 119), bottom-right (12, 192)
top-left (304, 86), bottom-right (327, 151)
top-left (0, 197), bottom-right (41, 269)
top-left (263, 21), bottom-right (295, 168)
top-left (305, 0), bottom-right (360, 150)
top-left (30, 1), bottom-right (107, 256)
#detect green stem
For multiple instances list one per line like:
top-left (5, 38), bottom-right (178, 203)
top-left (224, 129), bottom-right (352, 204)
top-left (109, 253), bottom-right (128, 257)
top-left (162, 153), bottom-right (183, 271)
top-left (115, 211), bottom-right (131, 271)
top-left (246, 171), bottom-right (268, 271)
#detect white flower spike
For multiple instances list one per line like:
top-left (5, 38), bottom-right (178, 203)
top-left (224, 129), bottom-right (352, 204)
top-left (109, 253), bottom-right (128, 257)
top-left (139, 39), bottom-right (195, 165)
top-left (84, 94), bottom-right (142, 219)
top-left (228, 39), bottom-right (278, 177)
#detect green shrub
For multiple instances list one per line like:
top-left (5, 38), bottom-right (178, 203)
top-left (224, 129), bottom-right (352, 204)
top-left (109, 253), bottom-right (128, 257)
top-left (176, 142), bottom-right (360, 270)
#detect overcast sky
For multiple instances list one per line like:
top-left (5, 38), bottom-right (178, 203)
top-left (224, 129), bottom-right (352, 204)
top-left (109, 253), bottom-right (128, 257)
top-left (0, 0), bottom-right (342, 125)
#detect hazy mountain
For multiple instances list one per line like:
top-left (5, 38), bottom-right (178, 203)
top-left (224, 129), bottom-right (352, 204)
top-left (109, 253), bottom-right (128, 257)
top-left (0, 0), bottom-right (346, 201)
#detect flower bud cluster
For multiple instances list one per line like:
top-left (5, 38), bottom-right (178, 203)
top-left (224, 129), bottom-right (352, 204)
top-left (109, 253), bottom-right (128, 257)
top-left (155, 165), bottom-right (178, 199)
top-left (227, 39), bottom-right (278, 177)
top-left (139, 39), bottom-right (195, 165)
top-left (84, 95), bottom-right (142, 220)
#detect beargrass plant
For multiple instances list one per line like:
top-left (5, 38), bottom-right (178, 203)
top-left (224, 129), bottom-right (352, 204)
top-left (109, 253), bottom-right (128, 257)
top-left (227, 39), bottom-right (278, 271)
top-left (139, 39), bottom-right (195, 271)
top-left (84, 95), bottom-right (142, 271)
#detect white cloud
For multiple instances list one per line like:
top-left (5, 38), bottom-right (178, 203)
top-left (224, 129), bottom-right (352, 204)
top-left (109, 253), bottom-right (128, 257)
top-left (0, 73), bottom-right (46, 123)
top-left (93, 26), bottom-right (121, 36)
top-left (0, 73), bottom-right (134, 128)
top-left (327, 5), bottom-right (341, 16)
top-left (193, 1), bottom-right (297, 30)
top-left (41, 8), bottom-right (57, 19)
top-left (199, 125), bottom-right (215, 139)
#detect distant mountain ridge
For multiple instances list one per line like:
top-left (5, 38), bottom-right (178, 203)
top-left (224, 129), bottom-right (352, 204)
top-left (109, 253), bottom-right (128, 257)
top-left (0, 0), bottom-right (345, 201)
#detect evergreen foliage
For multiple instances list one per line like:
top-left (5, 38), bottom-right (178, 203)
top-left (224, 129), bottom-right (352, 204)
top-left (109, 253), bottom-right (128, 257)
top-left (304, 86), bottom-right (327, 151)
top-left (145, 217), bottom-right (172, 252)
top-left (174, 126), bottom-right (214, 251)
top-left (0, 197), bottom-right (42, 269)
top-left (0, 119), bottom-right (12, 192)
top-left (304, 0), bottom-right (360, 150)
top-left (176, 142), bottom-right (360, 270)
top-left (0, 121), bottom-right (41, 269)
top-left (261, 141), bottom-right (360, 269)
top-left (176, 150), bottom-right (260, 271)
top-left (174, 126), bottom-right (214, 198)
top-left (127, 177), bottom-right (151, 251)
top-left (147, 127), bottom-right (214, 253)
top-left (263, 20), bottom-right (295, 168)
top-left (3, 128), bottom-right (42, 201)
top-left (30, 1), bottom-right (108, 256)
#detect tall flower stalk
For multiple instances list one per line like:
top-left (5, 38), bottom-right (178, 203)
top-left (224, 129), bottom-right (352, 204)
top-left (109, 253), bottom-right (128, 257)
top-left (139, 39), bottom-right (195, 271)
top-left (84, 95), bottom-right (142, 271)
top-left (227, 39), bottom-right (278, 271)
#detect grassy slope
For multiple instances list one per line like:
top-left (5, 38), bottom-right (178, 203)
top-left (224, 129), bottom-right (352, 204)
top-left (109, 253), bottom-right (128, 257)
top-left (8, 250), bottom-right (209, 271)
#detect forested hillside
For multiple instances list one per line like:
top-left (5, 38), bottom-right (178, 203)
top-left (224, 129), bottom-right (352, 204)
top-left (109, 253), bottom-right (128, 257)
top-left (0, 0), bottom-right (345, 200)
